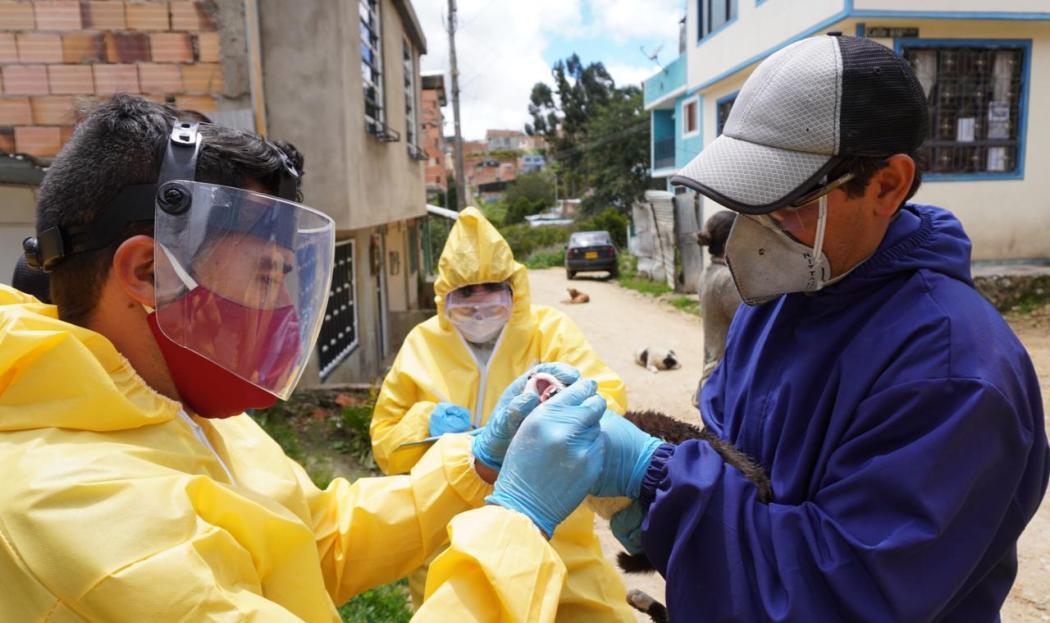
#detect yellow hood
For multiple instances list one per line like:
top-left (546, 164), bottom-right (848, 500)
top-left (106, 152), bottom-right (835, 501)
top-left (0, 284), bottom-right (178, 432)
top-left (434, 207), bottom-right (531, 329)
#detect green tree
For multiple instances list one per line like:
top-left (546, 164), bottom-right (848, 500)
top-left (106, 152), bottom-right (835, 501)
top-left (579, 86), bottom-right (651, 213)
top-left (503, 171), bottom-right (556, 224)
top-left (526, 54), bottom-right (615, 198)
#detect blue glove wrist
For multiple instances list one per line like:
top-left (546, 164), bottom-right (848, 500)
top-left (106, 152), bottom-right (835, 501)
top-left (627, 436), bottom-right (664, 499)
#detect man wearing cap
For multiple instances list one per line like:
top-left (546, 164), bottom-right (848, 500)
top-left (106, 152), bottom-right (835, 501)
top-left (583, 34), bottom-right (1048, 620)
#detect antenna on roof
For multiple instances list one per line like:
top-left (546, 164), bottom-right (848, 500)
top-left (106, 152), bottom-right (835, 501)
top-left (640, 44), bottom-right (664, 70)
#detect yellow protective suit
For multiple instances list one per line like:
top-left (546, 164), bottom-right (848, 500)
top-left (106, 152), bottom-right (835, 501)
top-left (0, 285), bottom-right (566, 622)
top-left (371, 207), bottom-right (634, 622)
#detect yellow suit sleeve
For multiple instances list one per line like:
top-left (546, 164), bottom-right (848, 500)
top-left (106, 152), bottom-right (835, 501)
top-left (296, 433), bottom-right (492, 605)
top-left (416, 506), bottom-right (566, 623)
top-left (539, 308), bottom-right (627, 414)
top-left (371, 354), bottom-right (438, 475)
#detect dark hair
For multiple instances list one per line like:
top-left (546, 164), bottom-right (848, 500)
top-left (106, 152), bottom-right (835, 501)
top-left (36, 94), bottom-right (304, 325)
top-left (697, 210), bottom-right (736, 258)
top-left (828, 152), bottom-right (925, 205)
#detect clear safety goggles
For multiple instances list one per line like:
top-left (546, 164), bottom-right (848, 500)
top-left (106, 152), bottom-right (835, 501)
top-left (153, 181), bottom-right (335, 399)
top-left (769, 172), bottom-right (854, 232)
top-left (445, 285), bottom-right (512, 321)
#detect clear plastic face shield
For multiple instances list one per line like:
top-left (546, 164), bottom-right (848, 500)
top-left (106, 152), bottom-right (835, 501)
top-left (445, 283), bottom-right (513, 343)
top-left (153, 181), bottom-right (335, 400)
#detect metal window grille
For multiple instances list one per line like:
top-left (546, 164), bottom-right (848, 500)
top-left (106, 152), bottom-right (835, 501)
top-left (716, 96), bottom-right (735, 136)
top-left (360, 0), bottom-right (384, 134)
top-left (903, 45), bottom-right (1024, 175)
top-left (403, 39), bottom-right (418, 150)
top-left (699, 0), bottom-right (735, 39)
top-left (318, 240), bottom-right (358, 378)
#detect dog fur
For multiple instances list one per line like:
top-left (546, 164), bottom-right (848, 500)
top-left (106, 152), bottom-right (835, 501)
top-left (635, 347), bottom-right (681, 373)
top-left (564, 288), bottom-right (590, 304)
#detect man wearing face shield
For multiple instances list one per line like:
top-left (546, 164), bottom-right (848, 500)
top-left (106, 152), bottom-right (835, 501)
top-left (372, 207), bottom-right (635, 621)
top-left (576, 35), bottom-right (1048, 620)
top-left (0, 96), bottom-right (610, 621)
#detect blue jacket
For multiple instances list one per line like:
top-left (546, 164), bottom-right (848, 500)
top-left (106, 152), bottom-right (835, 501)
top-left (640, 204), bottom-right (1049, 622)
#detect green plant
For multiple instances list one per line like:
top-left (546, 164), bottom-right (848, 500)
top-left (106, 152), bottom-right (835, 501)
top-left (339, 579), bottom-right (413, 623)
top-left (669, 296), bottom-right (701, 315)
top-left (499, 223), bottom-right (573, 259)
top-left (576, 207), bottom-right (628, 248)
top-left (524, 245), bottom-right (566, 269)
top-left (250, 409), bottom-right (304, 464)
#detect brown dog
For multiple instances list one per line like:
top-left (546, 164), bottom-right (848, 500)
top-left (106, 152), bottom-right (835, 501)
top-left (564, 288), bottom-right (590, 304)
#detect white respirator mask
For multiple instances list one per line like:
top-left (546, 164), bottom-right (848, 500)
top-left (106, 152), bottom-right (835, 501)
top-left (445, 285), bottom-right (512, 344)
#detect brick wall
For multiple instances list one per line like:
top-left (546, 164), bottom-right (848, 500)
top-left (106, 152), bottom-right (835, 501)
top-left (0, 0), bottom-right (223, 159)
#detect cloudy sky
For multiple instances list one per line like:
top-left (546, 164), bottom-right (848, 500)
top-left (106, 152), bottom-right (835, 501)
top-left (413, 0), bottom-right (685, 140)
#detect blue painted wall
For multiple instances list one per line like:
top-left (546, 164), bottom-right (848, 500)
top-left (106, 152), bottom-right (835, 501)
top-left (644, 55), bottom-right (686, 107)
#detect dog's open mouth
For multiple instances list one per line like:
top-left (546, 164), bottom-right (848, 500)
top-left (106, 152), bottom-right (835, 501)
top-left (526, 372), bottom-right (565, 402)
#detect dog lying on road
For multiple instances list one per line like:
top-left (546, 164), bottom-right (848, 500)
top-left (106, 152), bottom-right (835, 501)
top-left (635, 347), bottom-right (681, 373)
top-left (563, 288), bottom-right (590, 304)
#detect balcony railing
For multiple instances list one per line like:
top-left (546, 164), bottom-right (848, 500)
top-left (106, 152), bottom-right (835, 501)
top-left (653, 137), bottom-right (675, 170)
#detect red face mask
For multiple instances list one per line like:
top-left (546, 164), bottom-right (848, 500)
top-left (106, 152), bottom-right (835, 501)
top-left (149, 286), bottom-right (301, 418)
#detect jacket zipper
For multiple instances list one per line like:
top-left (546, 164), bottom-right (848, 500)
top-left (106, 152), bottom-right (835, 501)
top-left (456, 327), bottom-right (508, 427)
top-left (176, 410), bottom-right (237, 485)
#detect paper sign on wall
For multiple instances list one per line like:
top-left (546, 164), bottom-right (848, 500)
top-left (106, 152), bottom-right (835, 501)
top-left (956, 117), bottom-right (976, 143)
top-left (988, 101), bottom-right (1011, 140)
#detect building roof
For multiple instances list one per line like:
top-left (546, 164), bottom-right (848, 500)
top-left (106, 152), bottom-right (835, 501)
top-left (486, 129), bottom-right (525, 139)
top-left (421, 72), bottom-right (447, 106)
top-left (0, 154), bottom-right (47, 186)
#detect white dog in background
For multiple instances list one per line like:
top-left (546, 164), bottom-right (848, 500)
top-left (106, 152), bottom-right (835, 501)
top-left (634, 347), bottom-right (681, 373)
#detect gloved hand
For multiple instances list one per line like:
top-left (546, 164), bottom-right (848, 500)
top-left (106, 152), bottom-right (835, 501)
top-left (487, 378), bottom-right (606, 537)
top-left (472, 362), bottom-right (581, 470)
top-left (610, 500), bottom-right (646, 555)
top-left (429, 402), bottom-right (473, 436)
top-left (591, 411), bottom-right (664, 499)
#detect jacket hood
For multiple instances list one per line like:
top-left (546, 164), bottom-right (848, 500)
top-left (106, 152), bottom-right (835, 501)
top-left (822, 203), bottom-right (974, 297)
top-left (0, 285), bottom-right (179, 433)
top-left (433, 207), bottom-right (531, 328)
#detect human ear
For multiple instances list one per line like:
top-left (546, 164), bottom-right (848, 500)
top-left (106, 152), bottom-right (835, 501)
top-left (871, 154), bottom-right (916, 217)
top-left (111, 235), bottom-right (156, 307)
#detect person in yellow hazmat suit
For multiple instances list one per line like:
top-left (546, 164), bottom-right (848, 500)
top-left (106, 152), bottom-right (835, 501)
top-left (0, 95), bottom-right (603, 622)
top-left (371, 207), bottom-right (635, 622)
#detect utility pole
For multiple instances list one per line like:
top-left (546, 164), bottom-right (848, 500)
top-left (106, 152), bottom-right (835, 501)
top-left (447, 0), bottom-right (467, 210)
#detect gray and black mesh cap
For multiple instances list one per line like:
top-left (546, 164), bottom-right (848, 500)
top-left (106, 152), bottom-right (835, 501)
top-left (671, 34), bottom-right (928, 214)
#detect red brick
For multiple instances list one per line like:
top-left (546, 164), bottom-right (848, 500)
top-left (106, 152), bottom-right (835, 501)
top-left (195, 30), bottom-right (218, 62)
top-left (138, 62), bottom-right (179, 93)
top-left (0, 97), bottom-right (33, 124)
top-left (80, 1), bottom-right (125, 29)
top-left (149, 32), bottom-right (191, 63)
top-left (92, 63), bottom-right (137, 93)
top-left (179, 62), bottom-right (219, 94)
top-left (2, 65), bottom-right (49, 95)
top-left (61, 32), bottom-right (104, 63)
top-left (59, 123), bottom-right (74, 146)
top-left (0, 33), bottom-right (16, 62)
top-left (29, 94), bottom-right (73, 124)
top-left (174, 94), bottom-right (215, 113)
top-left (170, 1), bottom-right (214, 31)
top-left (15, 125), bottom-right (61, 157)
top-left (48, 64), bottom-right (93, 94)
top-left (17, 33), bottom-right (62, 63)
top-left (125, 1), bottom-right (168, 31)
top-left (0, 3), bottom-right (36, 30)
top-left (0, 128), bottom-right (14, 153)
top-left (34, 1), bottom-right (82, 31)
top-left (102, 31), bottom-right (148, 62)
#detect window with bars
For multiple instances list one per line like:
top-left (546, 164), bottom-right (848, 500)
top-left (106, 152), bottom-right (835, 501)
top-left (318, 241), bottom-right (358, 378)
top-left (902, 42), bottom-right (1026, 176)
top-left (403, 39), bottom-right (425, 159)
top-left (360, 0), bottom-right (384, 135)
top-left (716, 95), bottom-right (736, 136)
top-left (698, 0), bottom-right (736, 42)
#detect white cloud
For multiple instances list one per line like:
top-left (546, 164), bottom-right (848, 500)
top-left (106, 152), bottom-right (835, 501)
top-left (416, 0), bottom-right (583, 140)
top-left (414, 0), bottom-right (681, 139)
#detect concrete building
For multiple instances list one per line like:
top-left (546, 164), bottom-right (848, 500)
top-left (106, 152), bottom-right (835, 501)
top-left (644, 0), bottom-right (1050, 260)
top-left (420, 72), bottom-right (447, 200)
top-left (0, 0), bottom-right (434, 385)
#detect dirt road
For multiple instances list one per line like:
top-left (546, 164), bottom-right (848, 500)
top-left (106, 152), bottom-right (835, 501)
top-left (527, 267), bottom-right (1050, 623)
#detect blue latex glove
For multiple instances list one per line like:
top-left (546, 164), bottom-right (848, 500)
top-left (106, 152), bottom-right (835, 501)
top-left (487, 378), bottom-right (607, 537)
top-left (428, 402), bottom-right (473, 436)
top-left (610, 500), bottom-right (646, 555)
top-left (472, 362), bottom-right (581, 470)
top-left (591, 411), bottom-right (664, 499)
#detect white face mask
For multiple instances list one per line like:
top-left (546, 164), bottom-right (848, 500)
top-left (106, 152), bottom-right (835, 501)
top-left (724, 195), bottom-right (836, 306)
top-left (450, 315), bottom-right (507, 344)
